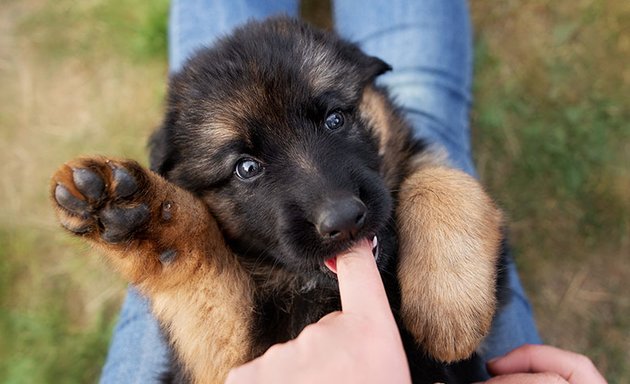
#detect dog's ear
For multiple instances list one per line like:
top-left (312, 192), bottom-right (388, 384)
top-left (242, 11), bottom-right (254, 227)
top-left (362, 55), bottom-right (392, 81)
top-left (148, 112), bottom-right (178, 176)
top-left (148, 126), bottom-right (170, 175)
top-left (364, 56), bottom-right (392, 80)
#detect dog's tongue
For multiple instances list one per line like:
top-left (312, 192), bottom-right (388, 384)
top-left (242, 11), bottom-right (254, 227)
top-left (325, 236), bottom-right (378, 274)
top-left (324, 257), bottom-right (338, 274)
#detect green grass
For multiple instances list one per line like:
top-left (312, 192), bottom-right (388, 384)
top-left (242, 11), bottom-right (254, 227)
top-left (0, 229), bottom-right (116, 384)
top-left (472, 2), bottom-right (630, 381)
top-left (0, 0), bottom-right (169, 382)
top-left (19, 0), bottom-right (169, 62)
top-left (0, 0), bottom-right (628, 382)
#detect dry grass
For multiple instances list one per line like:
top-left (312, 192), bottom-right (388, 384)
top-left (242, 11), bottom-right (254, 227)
top-left (0, 0), bottom-right (167, 381)
top-left (0, 0), bottom-right (627, 382)
top-left (472, 1), bottom-right (630, 380)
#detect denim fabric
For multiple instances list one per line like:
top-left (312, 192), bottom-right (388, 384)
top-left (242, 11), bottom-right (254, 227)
top-left (334, 0), bottom-right (476, 174)
top-left (100, 287), bottom-right (171, 383)
top-left (101, 1), bottom-right (540, 382)
top-left (169, 0), bottom-right (299, 73)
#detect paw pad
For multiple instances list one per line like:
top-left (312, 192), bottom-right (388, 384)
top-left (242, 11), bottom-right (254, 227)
top-left (113, 167), bottom-right (138, 198)
top-left (52, 159), bottom-right (153, 244)
top-left (55, 184), bottom-right (89, 214)
top-left (72, 168), bottom-right (105, 201)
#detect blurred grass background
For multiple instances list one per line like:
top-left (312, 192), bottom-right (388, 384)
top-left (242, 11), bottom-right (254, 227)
top-left (0, 0), bottom-right (627, 382)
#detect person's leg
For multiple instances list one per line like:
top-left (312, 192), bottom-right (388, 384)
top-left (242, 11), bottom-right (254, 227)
top-left (169, 0), bottom-right (299, 73)
top-left (100, 1), bottom-right (299, 383)
top-left (100, 288), bottom-right (171, 383)
top-left (333, 0), bottom-right (541, 359)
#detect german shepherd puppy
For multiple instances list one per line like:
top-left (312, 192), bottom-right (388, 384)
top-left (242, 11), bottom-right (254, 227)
top-left (51, 17), bottom-right (503, 383)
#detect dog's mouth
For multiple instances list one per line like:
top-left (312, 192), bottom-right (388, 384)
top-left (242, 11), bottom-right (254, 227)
top-left (322, 235), bottom-right (379, 274)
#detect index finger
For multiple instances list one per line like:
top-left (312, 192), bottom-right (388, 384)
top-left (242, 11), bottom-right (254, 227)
top-left (335, 238), bottom-right (392, 317)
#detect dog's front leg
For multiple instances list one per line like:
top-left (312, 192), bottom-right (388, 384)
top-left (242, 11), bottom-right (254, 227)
top-left (51, 157), bottom-right (253, 384)
top-left (396, 166), bottom-right (503, 363)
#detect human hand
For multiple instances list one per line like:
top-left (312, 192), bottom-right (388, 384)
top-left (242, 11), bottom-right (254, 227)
top-left (225, 238), bottom-right (411, 384)
top-left (479, 344), bottom-right (607, 384)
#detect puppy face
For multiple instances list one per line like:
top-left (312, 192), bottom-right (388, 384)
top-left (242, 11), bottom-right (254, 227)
top-left (150, 18), bottom-right (393, 274)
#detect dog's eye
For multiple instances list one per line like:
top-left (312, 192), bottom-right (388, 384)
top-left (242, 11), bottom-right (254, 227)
top-left (235, 158), bottom-right (263, 180)
top-left (324, 111), bottom-right (344, 130)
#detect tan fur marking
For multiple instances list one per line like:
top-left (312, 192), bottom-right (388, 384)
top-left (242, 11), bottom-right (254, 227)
top-left (197, 82), bottom-right (268, 153)
top-left (409, 147), bottom-right (449, 170)
top-left (360, 87), bottom-right (392, 157)
top-left (300, 40), bottom-right (340, 94)
top-left (206, 121), bottom-right (242, 147)
top-left (359, 85), bottom-right (424, 190)
top-left (396, 166), bottom-right (502, 362)
top-left (51, 157), bottom-right (253, 383)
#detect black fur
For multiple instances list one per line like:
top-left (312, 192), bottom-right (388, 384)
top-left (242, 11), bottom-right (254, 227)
top-left (150, 17), bottom-right (492, 383)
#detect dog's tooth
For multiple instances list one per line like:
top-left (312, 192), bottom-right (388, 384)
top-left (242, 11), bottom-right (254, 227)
top-left (371, 235), bottom-right (380, 261)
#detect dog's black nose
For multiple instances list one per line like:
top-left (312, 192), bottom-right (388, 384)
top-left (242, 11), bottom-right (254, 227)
top-left (316, 196), bottom-right (367, 241)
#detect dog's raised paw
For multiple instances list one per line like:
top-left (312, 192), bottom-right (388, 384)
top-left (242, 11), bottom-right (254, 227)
top-left (396, 166), bottom-right (502, 362)
top-left (51, 157), bottom-right (152, 244)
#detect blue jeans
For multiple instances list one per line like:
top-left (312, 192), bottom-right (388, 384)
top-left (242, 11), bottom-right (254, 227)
top-left (100, 1), bottom-right (541, 382)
